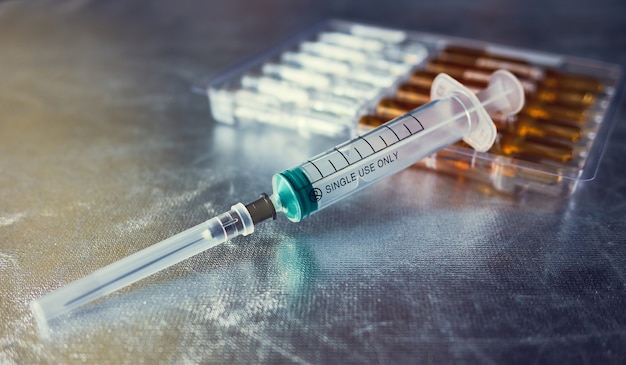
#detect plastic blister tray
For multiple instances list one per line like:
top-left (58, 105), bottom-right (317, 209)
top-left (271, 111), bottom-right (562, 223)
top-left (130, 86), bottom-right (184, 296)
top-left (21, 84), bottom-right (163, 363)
top-left (198, 19), bottom-right (623, 196)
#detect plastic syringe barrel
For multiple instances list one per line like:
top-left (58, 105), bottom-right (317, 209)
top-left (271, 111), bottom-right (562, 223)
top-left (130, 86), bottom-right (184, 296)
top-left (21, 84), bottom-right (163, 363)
top-left (30, 203), bottom-right (254, 337)
top-left (271, 92), bottom-right (477, 222)
top-left (270, 70), bottom-right (524, 222)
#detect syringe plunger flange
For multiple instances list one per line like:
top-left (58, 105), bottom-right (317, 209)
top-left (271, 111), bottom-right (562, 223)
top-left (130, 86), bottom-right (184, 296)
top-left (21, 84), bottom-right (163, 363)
top-left (430, 69), bottom-right (525, 151)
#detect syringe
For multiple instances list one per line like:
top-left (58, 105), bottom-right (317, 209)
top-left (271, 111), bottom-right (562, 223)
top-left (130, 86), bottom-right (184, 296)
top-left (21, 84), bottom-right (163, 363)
top-left (30, 70), bottom-right (524, 337)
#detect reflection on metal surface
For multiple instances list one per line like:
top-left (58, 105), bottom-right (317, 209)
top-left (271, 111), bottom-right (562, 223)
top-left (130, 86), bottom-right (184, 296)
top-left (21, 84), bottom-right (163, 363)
top-left (2, 1), bottom-right (625, 364)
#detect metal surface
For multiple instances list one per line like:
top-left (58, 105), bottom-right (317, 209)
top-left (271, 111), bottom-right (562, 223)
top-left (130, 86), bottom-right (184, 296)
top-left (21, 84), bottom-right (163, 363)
top-left (1, 0), bottom-right (625, 364)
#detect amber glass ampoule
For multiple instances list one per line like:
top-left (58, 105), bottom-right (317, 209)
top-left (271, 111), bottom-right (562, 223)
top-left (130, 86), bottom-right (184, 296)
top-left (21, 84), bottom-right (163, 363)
top-left (438, 49), bottom-right (544, 80)
top-left (511, 115), bottom-right (582, 143)
top-left (359, 115), bottom-right (388, 128)
top-left (411, 69), bottom-right (595, 108)
top-left (493, 116), bottom-right (582, 143)
top-left (523, 100), bottom-right (588, 125)
top-left (425, 60), bottom-right (491, 84)
top-left (541, 69), bottom-right (604, 94)
top-left (497, 134), bottom-right (574, 164)
top-left (393, 83), bottom-right (588, 137)
top-left (443, 45), bottom-right (604, 93)
top-left (395, 83), bottom-right (432, 105)
top-left (377, 92), bottom-right (584, 146)
top-left (375, 98), bottom-right (422, 120)
top-left (533, 87), bottom-right (595, 108)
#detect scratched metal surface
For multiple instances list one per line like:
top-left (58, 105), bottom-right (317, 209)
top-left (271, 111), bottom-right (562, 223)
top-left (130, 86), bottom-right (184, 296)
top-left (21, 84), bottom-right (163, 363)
top-left (1, 0), bottom-right (625, 364)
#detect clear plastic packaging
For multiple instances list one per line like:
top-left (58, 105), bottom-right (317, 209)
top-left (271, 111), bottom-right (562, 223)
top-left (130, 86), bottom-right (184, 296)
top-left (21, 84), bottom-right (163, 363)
top-left (197, 19), bottom-right (623, 196)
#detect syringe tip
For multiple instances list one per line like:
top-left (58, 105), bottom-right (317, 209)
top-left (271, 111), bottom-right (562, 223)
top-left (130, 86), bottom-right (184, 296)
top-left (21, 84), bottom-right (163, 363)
top-left (245, 193), bottom-right (276, 224)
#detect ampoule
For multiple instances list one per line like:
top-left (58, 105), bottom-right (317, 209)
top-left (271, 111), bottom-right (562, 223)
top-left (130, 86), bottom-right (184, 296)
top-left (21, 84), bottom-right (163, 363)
top-left (300, 41), bottom-right (412, 75)
top-left (281, 51), bottom-right (397, 87)
top-left (425, 60), bottom-right (537, 93)
top-left (534, 87), bottom-right (596, 108)
top-left (262, 63), bottom-right (332, 90)
top-left (497, 134), bottom-right (574, 164)
top-left (395, 83), bottom-right (432, 105)
top-left (541, 69), bottom-right (605, 94)
top-left (437, 49), bottom-right (544, 80)
top-left (523, 100), bottom-right (590, 125)
top-left (261, 63), bottom-right (381, 100)
top-left (317, 31), bottom-right (428, 65)
top-left (233, 104), bottom-right (349, 137)
top-left (345, 23), bottom-right (407, 43)
top-left (241, 75), bottom-right (361, 116)
top-left (231, 88), bottom-right (357, 124)
top-left (392, 84), bottom-right (588, 140)
top-left (495, 115), bottom-right (583, 143)
top-left (358, 114), bottom-right (389, 129)
top-left (374, 98), bottom-right (422, 120)
top-left (442, 45), bottom-right (605, 93)
top-left (409, 70), bottom-right (484, 93)
top-left (318, 31), bottom-right (386, 52)
top-left (374, 95), bottom-right (583, 144)
top-left (410, 70), bottom-right (596, 108)
top-left (405, 70), bottom-right (592, 124)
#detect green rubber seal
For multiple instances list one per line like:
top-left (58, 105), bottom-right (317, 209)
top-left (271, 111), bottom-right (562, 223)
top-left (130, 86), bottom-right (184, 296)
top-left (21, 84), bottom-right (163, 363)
top-left (272, 168), bottom-right (317, 222)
